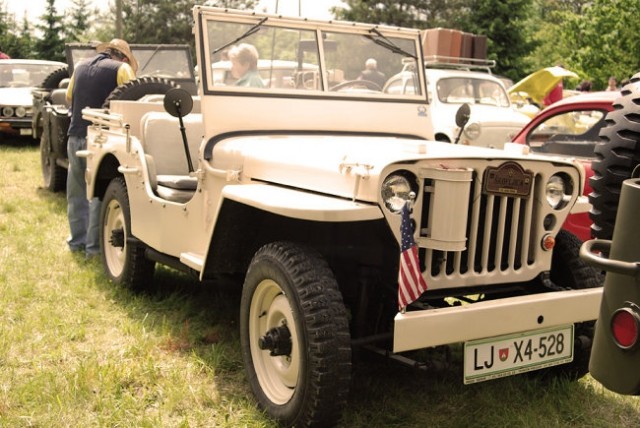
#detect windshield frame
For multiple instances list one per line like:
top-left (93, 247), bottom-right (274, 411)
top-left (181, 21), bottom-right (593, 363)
top-left (197, 8), bottom-right (427, 103)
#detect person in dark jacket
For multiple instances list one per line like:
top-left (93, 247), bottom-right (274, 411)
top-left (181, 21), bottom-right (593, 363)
top-left (65, 39), bottom-right (137, 258)
top-left (357, 58), bottom-right (386, 89)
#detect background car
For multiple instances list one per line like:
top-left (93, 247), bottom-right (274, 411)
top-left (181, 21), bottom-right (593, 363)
top-left (511, 90), bottom-right (619, 241)
top-left (384, 62), bottom-right (531, 148)
top-left (0, 59), bottom-right (66, 141)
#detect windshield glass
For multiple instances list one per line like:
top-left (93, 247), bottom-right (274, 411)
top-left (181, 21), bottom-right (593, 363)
top-left (68, 46), bottom-right (194, 79)
top-left (436, 77), bottom-right (509, 107)
top-left (204, 18), bottom-right (422, 98)
top-left (0, 63), bottom-right (63, 88)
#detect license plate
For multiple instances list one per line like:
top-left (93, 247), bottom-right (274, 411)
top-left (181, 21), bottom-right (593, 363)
top-left (19, 128), bottom-right (32, 136)
top-left (463, 325), bottom-right (574, 384)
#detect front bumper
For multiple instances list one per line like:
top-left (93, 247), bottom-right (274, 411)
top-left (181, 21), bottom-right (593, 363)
top-left (393, 287), bottom-right (602, 352)
top-left (0, 116), bottom-right (33, 136)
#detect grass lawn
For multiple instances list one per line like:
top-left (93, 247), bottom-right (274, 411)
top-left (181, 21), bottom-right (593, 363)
top-left (1, 142), bottom-right (638, 427)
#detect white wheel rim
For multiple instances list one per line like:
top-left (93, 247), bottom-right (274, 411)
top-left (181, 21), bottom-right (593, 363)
top-left (103, 198), bottom-right (126, 277)
top-left (249, 279), bottom-right (300, 405)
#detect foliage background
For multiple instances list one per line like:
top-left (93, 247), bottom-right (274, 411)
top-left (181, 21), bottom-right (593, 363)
top-left (0, 0), bottom-right (638, 88)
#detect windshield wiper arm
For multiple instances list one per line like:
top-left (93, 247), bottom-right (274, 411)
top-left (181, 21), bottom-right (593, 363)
top-left (367, 27), bottom-right (417, 60)
top-left (213, 17), bottom-right (268, 55)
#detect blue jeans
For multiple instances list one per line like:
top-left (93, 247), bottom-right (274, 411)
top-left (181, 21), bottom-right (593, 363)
top-left (66, 135), bottom-right (101, 256)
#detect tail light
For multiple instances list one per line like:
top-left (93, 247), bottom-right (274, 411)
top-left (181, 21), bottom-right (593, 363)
top-left (610, 307), bottom-right (640, 349)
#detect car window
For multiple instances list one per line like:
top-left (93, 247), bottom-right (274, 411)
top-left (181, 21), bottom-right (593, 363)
top-left (0, 63), bottom-right (64, 88)
top-left (436, 77), bottom-right (509, 107)
top-left (527, 109), bottom-right (607, 159)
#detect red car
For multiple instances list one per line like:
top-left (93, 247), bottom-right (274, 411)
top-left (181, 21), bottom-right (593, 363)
top-left (511, 91), bottom-right (619, 241)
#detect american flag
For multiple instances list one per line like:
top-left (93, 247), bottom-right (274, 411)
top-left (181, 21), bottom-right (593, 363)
top-left (398, 202), bottom-right (428, 309)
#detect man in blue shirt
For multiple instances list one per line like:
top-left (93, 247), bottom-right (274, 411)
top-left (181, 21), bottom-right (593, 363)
top-left (65, 39), bottom-right (137, 259)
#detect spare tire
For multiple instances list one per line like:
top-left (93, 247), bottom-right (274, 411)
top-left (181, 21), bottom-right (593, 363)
top-left (40, 67), bottom-right (69, 89)
top-left (102, 77), bottom-right (178, 109)
top-left (589, 73), bottom-right (640, 240)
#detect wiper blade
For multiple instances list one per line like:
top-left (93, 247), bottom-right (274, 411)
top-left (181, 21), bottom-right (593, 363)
top-left (367, 27), bottom-right (417, 60)
top-left (213, 17), bottom-right (268, 55)
top-left (137, 45), bottom-right (162, 76)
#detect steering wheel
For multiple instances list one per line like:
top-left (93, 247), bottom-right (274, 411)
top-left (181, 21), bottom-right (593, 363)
top-left (330, 79), bottom-right (382, 92)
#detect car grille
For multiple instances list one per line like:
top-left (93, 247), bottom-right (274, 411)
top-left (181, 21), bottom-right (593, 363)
top-left (414, 161), bottom-right (548, 288)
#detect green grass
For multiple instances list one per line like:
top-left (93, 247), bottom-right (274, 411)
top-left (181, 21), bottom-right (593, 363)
top-left (1, 143), bottom-right (639, 427)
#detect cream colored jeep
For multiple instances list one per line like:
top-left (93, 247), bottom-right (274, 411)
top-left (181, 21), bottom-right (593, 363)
top-left (82, 6), bottom-right (602, 427)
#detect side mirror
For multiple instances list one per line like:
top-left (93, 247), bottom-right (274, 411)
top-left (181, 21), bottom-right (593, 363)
top-left (164, 88), bottom-right (193, 118)
top-left (455, 103), bottom-right (471, 128)
top-left (453, 103), bottom-right (471, 144)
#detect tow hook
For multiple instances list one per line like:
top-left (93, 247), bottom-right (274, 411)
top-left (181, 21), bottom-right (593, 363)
top-left (109, 228), bottom-right (125, 248)
top-left (259, 324), bottom-right (292, 356)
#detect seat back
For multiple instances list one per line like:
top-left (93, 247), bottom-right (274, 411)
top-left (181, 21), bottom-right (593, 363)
top-left (141, 112), bottom-right (204, 176)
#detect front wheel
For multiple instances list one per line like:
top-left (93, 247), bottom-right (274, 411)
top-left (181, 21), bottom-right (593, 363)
top-left (240, 242), bottom-right (351, 427)
top-left (543, 229), bottom-right (603, 380)
top-left (100, 177), bottom-right (154, 291)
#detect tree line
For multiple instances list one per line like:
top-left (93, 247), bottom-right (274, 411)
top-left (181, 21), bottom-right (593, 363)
top-left (1, 0), bottom-right (638, 89)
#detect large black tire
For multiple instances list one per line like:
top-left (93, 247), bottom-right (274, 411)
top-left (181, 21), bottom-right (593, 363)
top-left (102, 77), bottom-right (178, 109)
top-left (542, 229), bottom-right (603, 380)
top-left (100, 177), bottom-right (155, 291)
top-left (39, 105), bottom-right (69, 192)
top-left (40, 128), bottom-right (66, 192)
top-left (589, 74), bottom-right (640, 240)
top-left (240, 242), bottom-right (351, 427)
top-left (40, 67), bottom-right (69, 89)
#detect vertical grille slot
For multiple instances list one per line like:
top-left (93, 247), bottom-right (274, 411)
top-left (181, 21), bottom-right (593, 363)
top-left (422, 169), bottom-right (538, 279)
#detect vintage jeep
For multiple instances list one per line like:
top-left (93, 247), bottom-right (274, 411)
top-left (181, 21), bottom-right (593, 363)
top-left (33, 42), bottom-right (197, 192)
top-left (82, 7), bottom-right (603, 427)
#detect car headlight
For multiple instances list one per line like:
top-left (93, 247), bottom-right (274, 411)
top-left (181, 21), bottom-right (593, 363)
top-left (15, 106), bottom-right (27, 118)
top-left (463, 122), bottom-right (481, 140)
top-left (381, 173), bottom-right (417, 213)
top-left (545, 173), bottom-right (573, 209)
top-left (2, 106), bottom-right (14, 117)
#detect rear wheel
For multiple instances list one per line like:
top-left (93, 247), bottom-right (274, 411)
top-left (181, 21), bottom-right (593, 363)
top-left (240, 242), bottom-right (351, 427)
top-left (589, 74), bottom-right (640, 240)
top-left (40, 130), bottom-right (66, 192)
top-left (100, 177), bottom-right (155, 290)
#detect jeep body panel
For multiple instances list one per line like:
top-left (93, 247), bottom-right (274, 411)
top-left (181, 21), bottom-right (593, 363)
top-left (81, 7), bottom-right (602, 425)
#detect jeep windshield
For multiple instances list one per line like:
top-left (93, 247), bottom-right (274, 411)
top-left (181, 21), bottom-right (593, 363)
top-left (66, 44), bottom-right (195, 81)
top-left (200, 13), bottom-right (424, 99)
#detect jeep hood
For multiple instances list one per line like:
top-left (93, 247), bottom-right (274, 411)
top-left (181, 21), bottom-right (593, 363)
top-left (212, 135), bottom-right (579, 203)
top-left (0, 88), bottom-right (35, 106)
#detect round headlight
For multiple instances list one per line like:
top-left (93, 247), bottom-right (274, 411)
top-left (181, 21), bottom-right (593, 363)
top-left (2, 106), bottom-right (14, 117)
top-left (15, 106), bottom-right (27, 118)
top-left (545, 174), bottom-right (572, 209)
top-left (464, 122), bottom-right (481, 140)
top-left (382, 174), bottom-right (415, 213)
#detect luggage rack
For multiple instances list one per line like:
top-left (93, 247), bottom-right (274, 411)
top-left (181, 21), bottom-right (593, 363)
top-left (424, 55), bottom-right (496, 73)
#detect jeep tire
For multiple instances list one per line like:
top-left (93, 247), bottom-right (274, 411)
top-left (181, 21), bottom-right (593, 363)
top-left (589, 73), bottom-right (640, 240)
top-left (102, 77), bottom-right (178, 109)
top-left (541, 229), bottom-right (603, 380)
top-left (240, 242), bottom-right (351, 427)
top-left (100, 177), bottom-right (155, 290)
top-left (40, 66), bottom-right (69, 89)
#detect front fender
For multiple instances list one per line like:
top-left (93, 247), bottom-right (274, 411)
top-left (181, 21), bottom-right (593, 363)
top-left (221, 184), bottom-right (383, 222)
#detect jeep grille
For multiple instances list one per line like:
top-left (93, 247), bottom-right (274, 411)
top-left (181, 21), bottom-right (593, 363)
top-left (417, 167), bottom-right (543, 285)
